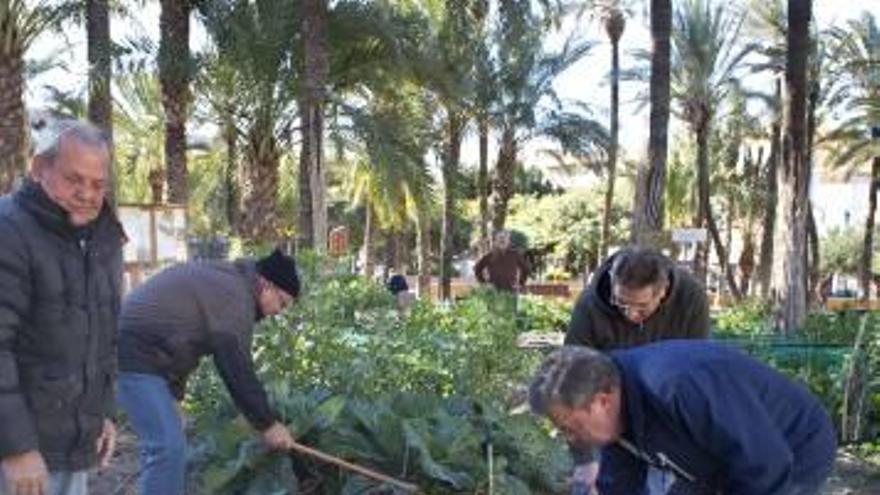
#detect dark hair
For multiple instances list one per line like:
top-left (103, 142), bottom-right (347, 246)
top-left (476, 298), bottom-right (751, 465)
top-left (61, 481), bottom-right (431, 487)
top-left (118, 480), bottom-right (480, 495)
top-left (609, 246), bottom-right (672, 290)
top-left (529, 346), bottom-right (620, 415)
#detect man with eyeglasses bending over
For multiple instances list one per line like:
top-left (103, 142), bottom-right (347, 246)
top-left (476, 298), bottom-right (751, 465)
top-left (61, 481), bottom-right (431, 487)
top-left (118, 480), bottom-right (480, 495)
top-left (530, 344), bottom-right (835, 495)
top-left (564, 246), bottom-right (710, 493)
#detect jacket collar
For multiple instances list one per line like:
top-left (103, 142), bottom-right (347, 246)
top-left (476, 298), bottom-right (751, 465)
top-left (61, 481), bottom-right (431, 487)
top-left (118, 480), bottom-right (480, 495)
top-left (14, 177), bottom-right (125, 244)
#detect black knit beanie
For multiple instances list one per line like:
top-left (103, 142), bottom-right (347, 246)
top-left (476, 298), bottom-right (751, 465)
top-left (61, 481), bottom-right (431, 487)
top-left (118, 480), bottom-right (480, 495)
top-left (256, 248), bottom-right (300, 297)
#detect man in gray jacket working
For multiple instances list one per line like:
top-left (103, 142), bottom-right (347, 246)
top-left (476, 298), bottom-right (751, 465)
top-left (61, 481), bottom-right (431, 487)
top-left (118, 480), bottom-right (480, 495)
top-left (117, 249), bottom-right (299, 495)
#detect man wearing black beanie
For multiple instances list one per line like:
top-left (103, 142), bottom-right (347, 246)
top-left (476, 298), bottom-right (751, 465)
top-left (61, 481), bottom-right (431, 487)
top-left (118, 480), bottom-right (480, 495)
top-left (116, 248), bottom-right (299, 495)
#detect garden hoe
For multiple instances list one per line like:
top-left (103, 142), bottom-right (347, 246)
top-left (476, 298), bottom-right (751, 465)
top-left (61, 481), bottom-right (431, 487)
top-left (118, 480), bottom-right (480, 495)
top-left (287, 439), bottom-right (420, 493)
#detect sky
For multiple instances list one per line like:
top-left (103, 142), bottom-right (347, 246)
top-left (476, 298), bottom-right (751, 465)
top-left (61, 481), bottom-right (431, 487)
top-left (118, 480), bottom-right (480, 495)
top-left (27, 0), bottom-right (879, 178)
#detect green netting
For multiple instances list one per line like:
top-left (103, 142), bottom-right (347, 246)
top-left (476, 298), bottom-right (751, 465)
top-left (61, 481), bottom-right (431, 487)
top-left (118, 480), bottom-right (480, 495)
top-left (713, 332), bottom-right (875, 443)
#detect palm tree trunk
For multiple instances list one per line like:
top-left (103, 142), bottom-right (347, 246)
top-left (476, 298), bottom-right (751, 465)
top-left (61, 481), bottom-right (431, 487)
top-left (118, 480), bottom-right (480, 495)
top-left (777, 0), bottom-right (812, 331)
top-left (806, 81), bottom-right (820, 305)
top-left (0, 51), bottom-right (27, 193)
top-left (223, 117), bottom-right (239, 232)
top-left (601, 36), bottom-right (621, 259)
top-left (757, 79), bottom-right (782, 298)
top-left (807, 201), bottom-right (820, 304)
top-left (86, 0), bottom-right (115, 206)
top-left (363, 204), bottom-right (375, 278)
top-left (416, 211), bottom-right (431, 298)
top-left (860, 158), bottom-right (880, 300)
top-left (696, 122), bottom-right (742, 300)
top-left (478, 114), bottom-right (490, 248)
top-left (632, 0), bottom-right (671, 246)
top-left (241, 119), bottom-right (279, 240)
top-left (491, 126), bottom-right (516, 231)
top-left (299, 0), bottom-right (329, 251)
top-left (159, 0), bottom-right (190, 205)
top-left (441, 112), bottom-right (464, 300)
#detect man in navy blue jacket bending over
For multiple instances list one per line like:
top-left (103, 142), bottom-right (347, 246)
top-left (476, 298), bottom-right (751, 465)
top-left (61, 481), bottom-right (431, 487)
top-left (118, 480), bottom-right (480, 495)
top-left (529, 341), bottom-right (836, 495)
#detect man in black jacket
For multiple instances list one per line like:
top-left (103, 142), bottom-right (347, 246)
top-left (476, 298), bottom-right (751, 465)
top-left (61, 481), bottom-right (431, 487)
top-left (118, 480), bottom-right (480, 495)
top-left (566, 246), bottom-right (709, 349)
top-left (0, 121), bottom-right (124, 495)
top-left (117, 249), bottom-right (300, 495)
top-left (564, 246), bottom-right (710, 493)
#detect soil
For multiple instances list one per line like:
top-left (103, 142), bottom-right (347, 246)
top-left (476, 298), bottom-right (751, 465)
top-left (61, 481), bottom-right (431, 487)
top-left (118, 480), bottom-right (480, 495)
top-left (90, 427), bottom-right (880, 494)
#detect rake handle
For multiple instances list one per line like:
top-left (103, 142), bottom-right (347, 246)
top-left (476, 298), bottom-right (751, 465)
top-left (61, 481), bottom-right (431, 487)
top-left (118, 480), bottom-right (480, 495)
top-left (287, 440), bottom-right (419, 493)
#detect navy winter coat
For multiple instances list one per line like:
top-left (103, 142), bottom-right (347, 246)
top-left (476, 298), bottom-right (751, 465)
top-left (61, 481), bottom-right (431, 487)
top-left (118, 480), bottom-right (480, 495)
top-left (599, 340), bottom-right (836, 495)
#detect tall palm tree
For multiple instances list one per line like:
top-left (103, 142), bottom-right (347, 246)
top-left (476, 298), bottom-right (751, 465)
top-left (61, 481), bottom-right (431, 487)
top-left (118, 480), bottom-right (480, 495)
top-left (746, 0), bottom-right (785, 298)
top-left (601, 5), bottom-right (625, 259)
top-left (0, 1), bottom-right (59, 192)
top-left (632, 0), bottom-right (672, 246)
top-left (669, 0), bottom-right (752, 299)
top-left (199, 0), bottom-right (300, 240)
top-left (776, 0), bottom-right (811, 331)
top-left (160, 0), bottom-right (192, 205)
top-left (195, 53), bottom-right (244, 232)
top-left (299, 0), bottom-right (329, 251)
top-left (580, 0), bottom-right (629, 259)
top-left (491, 0), bottom-right (605, 232)
top-left (826, 12), bottom-right (880, 301)
top-left (86, 0), bottom-right (114, 203)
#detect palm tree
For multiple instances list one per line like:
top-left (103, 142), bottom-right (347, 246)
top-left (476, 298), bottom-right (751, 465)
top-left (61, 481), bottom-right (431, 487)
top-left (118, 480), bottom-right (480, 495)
top-left (160, 0), bottom-right (192, 205)
top-left (299, 0), bottom-right (329, 251)
top-left (0, 1), bottom-right (60, 192)
top-left (491, 0), bottom-right (605, 232)
top-left (826, 12), bottom-right (880, 301)
top-left (776, 0), bottom-right (812, 331)
top-left (113, 71), bottom-right (166, 203)
top-left (746, 0), bottom-right (785, 298)
top-left (632, 0), bottom-right (672, 246)
top-left (86, 0), bottom-right (114, 203)
top-left (195, 53), bottom-right (244, 232)
top-left (669, 0), bottom-right (752, 299)
top-left (198, 0), bottom-right (300, 240)
top-left (581, 0), bottom-right (628, 259)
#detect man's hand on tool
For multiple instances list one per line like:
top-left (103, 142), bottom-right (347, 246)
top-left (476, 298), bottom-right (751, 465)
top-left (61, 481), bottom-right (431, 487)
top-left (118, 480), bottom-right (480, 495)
top-left (261, 422), bottom-right (295, 450)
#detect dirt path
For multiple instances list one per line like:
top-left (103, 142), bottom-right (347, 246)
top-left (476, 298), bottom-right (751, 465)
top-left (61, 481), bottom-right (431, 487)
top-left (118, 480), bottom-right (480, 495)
top-left (825, 450), bottom-right (880, 494)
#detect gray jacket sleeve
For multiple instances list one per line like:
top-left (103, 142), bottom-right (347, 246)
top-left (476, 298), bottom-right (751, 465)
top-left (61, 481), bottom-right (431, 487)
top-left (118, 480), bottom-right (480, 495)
top-left (0, 220), bottom-right (39, 457)
top-left (204, 295), bottom-right (277, 431)
top-left (210, 331), bottom-right (278, 431)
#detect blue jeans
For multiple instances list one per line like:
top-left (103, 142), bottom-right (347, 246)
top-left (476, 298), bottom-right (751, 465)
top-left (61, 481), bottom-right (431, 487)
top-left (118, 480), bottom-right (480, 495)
top-left (0, 470), bottom-right (87, 495)
top-left (117, 372), bottom-right (186, 495)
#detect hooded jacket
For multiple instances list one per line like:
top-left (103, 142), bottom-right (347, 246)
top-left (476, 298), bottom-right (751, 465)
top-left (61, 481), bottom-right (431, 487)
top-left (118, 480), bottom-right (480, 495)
top-left (0, 179), bottom-right (125, 470)
top-left (565, 254), bottom-right (710, 350)
top-left (598, 340), bottom-right (836, 495)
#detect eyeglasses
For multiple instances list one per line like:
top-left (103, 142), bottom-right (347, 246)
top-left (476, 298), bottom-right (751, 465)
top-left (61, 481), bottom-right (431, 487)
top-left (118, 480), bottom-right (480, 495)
top-left (610, 293), bottom-right (659, 314)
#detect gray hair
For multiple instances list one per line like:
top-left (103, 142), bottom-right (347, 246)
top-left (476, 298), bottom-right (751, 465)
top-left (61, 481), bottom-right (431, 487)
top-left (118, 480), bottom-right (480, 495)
top-left (528, 346), bottom-right (620, 416)
top-left (33, 119), bottom-right (110, 163)
top-left (609, 246), bottom-right (672, 290)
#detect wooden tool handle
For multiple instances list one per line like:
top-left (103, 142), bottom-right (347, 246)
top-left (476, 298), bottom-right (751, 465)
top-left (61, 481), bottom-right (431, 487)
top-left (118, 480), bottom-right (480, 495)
top-left (288, 440), bottom-right (419, 493)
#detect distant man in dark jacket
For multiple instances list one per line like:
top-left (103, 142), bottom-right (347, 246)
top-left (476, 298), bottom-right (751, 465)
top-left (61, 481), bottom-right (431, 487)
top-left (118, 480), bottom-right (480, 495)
top-left (530, 342), bottom-right (836, 495)
top-left (565, 246), bottom-right (710, 493)
top-left (117, 249), bottom-right (300, 495)
top-left (0, 121), bottom-right (124, 495)
top-left (474, 230), bottom-right (529, 292)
